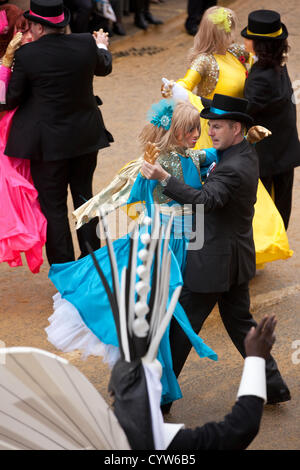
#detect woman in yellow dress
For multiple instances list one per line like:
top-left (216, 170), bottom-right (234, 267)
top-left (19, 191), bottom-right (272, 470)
top-left (161, 5), bottom-right (292, 269)
top-left (162, 6), bottom-right (249, 149)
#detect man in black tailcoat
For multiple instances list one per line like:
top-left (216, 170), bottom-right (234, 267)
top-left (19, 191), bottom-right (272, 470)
top-left (241, 10), bottom-right (300, 229)
top-left (0, 0), bottom-right (113, 265)
top-left (110, 315), bottom-right (277, 450)
top-left (142, 94), bottom-right (291, 411)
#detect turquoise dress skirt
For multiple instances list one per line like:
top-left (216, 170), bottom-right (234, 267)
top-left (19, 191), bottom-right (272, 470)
top-left (48, 153), bottom-right (218, 405)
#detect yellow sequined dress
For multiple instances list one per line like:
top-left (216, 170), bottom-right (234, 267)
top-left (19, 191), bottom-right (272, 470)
top-left (175, 44), bottom-right (292, 268)
top-left (177, 44), bottom-right (249, 149)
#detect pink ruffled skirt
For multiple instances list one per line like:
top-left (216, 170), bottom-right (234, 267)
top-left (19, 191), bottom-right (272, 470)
top-left (0, 110), bottom-right (47, 273)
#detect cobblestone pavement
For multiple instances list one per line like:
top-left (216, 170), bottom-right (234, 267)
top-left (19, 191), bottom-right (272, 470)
top-left (1, 0), bottom-right (300, 450)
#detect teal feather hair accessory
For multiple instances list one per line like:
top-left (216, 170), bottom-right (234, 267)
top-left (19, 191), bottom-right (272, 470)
top-left (147, 99), bottom-right (175, 131)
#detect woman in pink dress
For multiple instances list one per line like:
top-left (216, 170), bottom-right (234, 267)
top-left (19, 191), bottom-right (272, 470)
top-left (0, 4), bottom-right (46, 273)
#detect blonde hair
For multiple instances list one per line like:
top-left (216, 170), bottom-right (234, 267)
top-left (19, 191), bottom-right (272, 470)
top-left (188, 6), bottom-right (237, 63)
top-left (139, 101), bottom-right (200, 154)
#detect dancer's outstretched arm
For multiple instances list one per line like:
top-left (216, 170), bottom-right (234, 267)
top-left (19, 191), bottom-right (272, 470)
top-left (168, 315), bottom-right (276, 450)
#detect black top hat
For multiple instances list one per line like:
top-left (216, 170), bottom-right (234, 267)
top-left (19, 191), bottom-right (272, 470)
top-left (241, 10), bottom-right (288, 41)
top-left (24, 0), bottom-right (70, 28)
top-left (200, 94), bottom-right (253, 127)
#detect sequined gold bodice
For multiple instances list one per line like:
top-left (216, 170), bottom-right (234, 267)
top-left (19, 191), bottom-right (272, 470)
top-left (153, 150), bottom-right (206, 204)
top-left (176, 44), bottom-right (250, 149)
top-left (177, 44), bottom-right (249, 99)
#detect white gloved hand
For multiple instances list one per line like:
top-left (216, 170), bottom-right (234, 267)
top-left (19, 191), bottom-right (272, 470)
top-left (161, 77), bottom-right (174, 98)
top-left (172, 82), bottom-right (189, 102)
top-left (161, 77), bottom-right (188, 102)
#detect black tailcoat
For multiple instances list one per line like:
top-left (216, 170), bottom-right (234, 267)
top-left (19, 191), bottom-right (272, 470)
top-left (244, 63), bottom-right (300, 177)
top-left (0, 32), bottom-right (113, 264)
top-left (162, 139), bottom-right (287, 401)
top-left (168, 396), bottom-right (263, 450)
top-left (1, 32), bottom-right (113, 161)
top-left (164, 139), bottom-right (259, 293)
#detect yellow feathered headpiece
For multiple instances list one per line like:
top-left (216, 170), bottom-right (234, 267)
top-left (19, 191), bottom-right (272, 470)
top-left (208, 7), bottom-right (232, 33)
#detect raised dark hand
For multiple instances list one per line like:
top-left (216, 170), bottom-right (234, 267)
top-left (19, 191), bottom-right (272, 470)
top-left (244, 315), bottom-right (277, 360)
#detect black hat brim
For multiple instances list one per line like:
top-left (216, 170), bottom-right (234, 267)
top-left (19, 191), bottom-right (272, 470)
top-left (200, 107), bottom-right (254, 127)
top-left (24, 6), bottom-right (70, 28)
top-left (201, 97), bottom-right (212, 109)
top-left (241, 22), bottom-right (288, 40)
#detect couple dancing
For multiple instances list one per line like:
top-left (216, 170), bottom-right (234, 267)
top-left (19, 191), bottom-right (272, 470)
top-left (0, 0), bottom-right (112, 271)
top-left (0, 1), bottom-right (218, 404)
top-left (1, 3), bottom-right (293, 274)
top-left (0, 2), bottom-right (291, 406)
top-left (163, 5), bottom-right (298, 262)
top-left (47, 93), bottom-right (291, 408)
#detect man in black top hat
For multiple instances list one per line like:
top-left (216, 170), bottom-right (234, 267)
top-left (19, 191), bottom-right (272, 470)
top-left (142, 93), bottom-right (291, 411)
top-left (241, 10), bottom-right (300, 229)
top-left (0, 0), bottom-right (113, 265)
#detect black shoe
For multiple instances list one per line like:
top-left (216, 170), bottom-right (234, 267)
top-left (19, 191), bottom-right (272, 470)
top-left (144, 12), bottom-right (163, 25)
top-left (134, 13), bottom-right (148, 30)
top-left (161, 402), bottom-right (173, 414)
top-left (113, 22), bottom-right (126, 36)
top-left (266, 387), bottom-right (291, 404)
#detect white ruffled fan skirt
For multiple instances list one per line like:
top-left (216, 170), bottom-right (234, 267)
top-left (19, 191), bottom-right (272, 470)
top-left (46, 293), bottom-right (120, 368)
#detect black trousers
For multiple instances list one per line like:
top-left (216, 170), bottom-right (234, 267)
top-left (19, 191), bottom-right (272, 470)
top-left (134, 0), bottom-right (152, 14)
top-left (31, 152), bottom-right (100, 265)
top-left (261, 169), bottom-right (294, 230)
top-left (186, 0), bottom-right (217, 29)
top-left (65, 0), bottom-right (94, 33)
top-left (169, 282), bottom-right (287, 399)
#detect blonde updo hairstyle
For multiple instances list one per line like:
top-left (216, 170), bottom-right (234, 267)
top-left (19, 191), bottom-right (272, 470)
top-left (188, 6), bottom-right (237, 63)
top-left (139, 101), bottom-right (201, 154)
